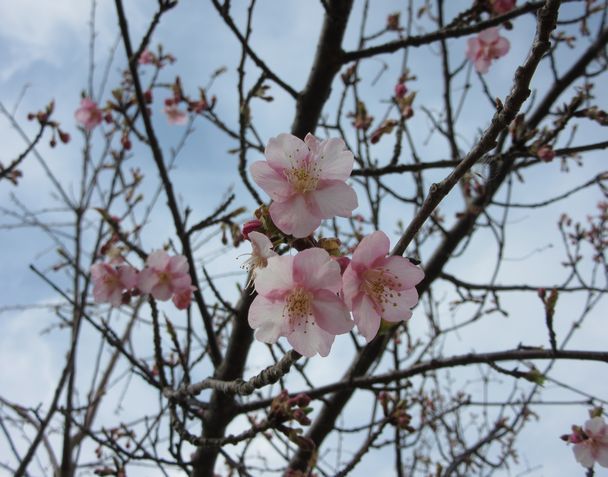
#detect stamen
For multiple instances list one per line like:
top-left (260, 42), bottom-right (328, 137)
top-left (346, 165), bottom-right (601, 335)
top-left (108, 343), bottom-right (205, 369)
top-left (363, 267), bottom-right (403, 314)
top-left (283, 288), bottom-right (314, 333)
top-left (284, 157), bottom-right (321, 194)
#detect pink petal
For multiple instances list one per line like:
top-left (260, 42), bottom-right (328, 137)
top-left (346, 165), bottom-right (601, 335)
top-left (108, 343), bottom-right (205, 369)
top-left (152, 283), bottom-right (172, 301)
top-left (478, 27), bottom-right (500, 44)
top-left (269, 194), bottom-right (322, 238)
top-left (311, 181), bottom-right (358, 219)
top-left (586, 417), bottom-right (608, 437)
top-left (146, 250), bottom-right (170, 271)
top-left (172, 287), bottom-right (194, 310)
top-left (475, 57), bottom-right (492, 74)
top-left (466, 38), bottom-right (481, 61)
top-left (353, 294), bottom-right (381, 342)
top-left (248, 295), bottom-right (286, 343)
top-left (254, 255), bottom-right (295, 298)
top-left (312, 289), bottom-right (353, 335)
top-left (137, 268), bottom-right (158, 294)
top-left (265, 133), bottom-right (309, 172)
top-left (249, 231), bottom-right (276, 260)
top-left (250, 161), bottom-right (293, 202)
top-left (316, 138), bottom-right (354, 181)
top-left (304, 133), bottom-right (321, 155)
top-left (378, 287), bottom-right (417, 323)
top-left (119, 266), bottom-right (138, 289)
top-left (108, 289), bottom-right (124, 307)
top-left (492, 37), bottom-right (510, 57)
top-left (351, 231), bottom-right (390, 271)
top-left (341, 265), bottom-right (363, 309)
top-left (596, 445), bottom-right (608, 468)
top-left (168, 255), bottom-right (189, 275)
top-left (287, 322), bottom-right (334, 357)
top-left (293, 248), bottom-right (341, 293)
top-left (573, 443), bottom-right (595, 468)
top-left (91, 263), bottom-right (110, 281)
top-left (376, 256), bottom-right (425, 290)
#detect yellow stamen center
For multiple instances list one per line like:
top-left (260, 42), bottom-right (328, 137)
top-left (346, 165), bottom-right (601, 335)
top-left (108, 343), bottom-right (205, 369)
top-left (284, 159), bottom-right (321, 194)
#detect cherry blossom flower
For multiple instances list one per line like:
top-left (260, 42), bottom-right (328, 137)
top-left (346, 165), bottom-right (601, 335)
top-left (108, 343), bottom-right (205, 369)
top-left (569, 417), bottom-right (608, 468)
top-left (138, 49), bottom-right (155, 65)
top-left (138, 250), bottom-right (193, 302)
top-left (491, 0), bottom-right (516, 15)
top-left (164, 101), bottom-right (188, 125)
top-left (91, 262), bottom-right (138, 307)
top-left (241, 231), bottom-right (277, 281)
top-left (342, 231), bottom-right (424, 342)
top-left (249, 248), bottom-right (353, 357)
top-left (250, 133), bottom-right (358, 238)
top-left (466, 27), bottom-right (510, 74)
top-left (75, 98), bottom-right (103, 131)
top-left (537, 145), bottom-right (555, 162)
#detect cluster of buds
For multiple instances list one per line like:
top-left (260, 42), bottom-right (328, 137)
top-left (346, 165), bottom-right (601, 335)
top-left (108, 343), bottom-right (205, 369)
top-left (369, 119), bottom-right (398, 144)
top-left (350, 100), bottom-right (374, 130)
top-left (163, 77), bottom-right (216, 125)
top-left (379, 391), bottom-right (416, 432)
top-left (27, 101), bottom-right (70, 147)
top-left (395, 90), bottom-right (416, 119)
top-left (270, 390), bottom-right (313, 427)
top-left (137, 45), bottom-right (175, 68)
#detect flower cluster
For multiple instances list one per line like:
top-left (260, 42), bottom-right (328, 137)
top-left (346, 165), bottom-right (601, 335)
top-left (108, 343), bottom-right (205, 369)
top-left (562, 415), bottom-right (608, 469)
top-left (466, 27), bottom-right (510, 74)
top-left (246, 133), bottom-right (424, 357)
top-left (91, 250), bottom-right (195, 310)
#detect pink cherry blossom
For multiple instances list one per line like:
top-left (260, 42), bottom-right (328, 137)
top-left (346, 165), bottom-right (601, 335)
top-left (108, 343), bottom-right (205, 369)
top-left (342, 231), bottom-right (424, 342)
top-left (491, 0), bottom-right (516, 15)
top-left (138, 49), bottom-right (155, 65)
top-left (572, 417), bottom-right (608, 468)
top-left (241, 231), bottom-right (277, 280)
top-left (75, 98), bottom-right (103, 131)
top-left (164, 102), bottom-right (188, 125)
top-left (250, 133), bottom-right (358, 238)
top-left (138, 250), bottom-right (193, 302)
top-left (537, 145), bottom-right (555, 162)
top-left (91, 262), bottom-right (138, 307)
top-left (248, 248), bottom-right (353, 357)
top-left (466, 27), bottom-right (510, 74)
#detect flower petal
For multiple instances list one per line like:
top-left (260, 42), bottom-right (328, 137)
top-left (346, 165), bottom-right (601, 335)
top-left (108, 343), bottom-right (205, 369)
top-left (151, 283), bottom-right (172, 301)
top-left (341, 264), bottom-right (362, 309)
top-left (492, 37), bottom-right (510, 57)
top-left (137, 268), bottom-right (158, 294)
top-left (353, 294), bottom-right (382, 342)
top-left (377, 256), bottom-right (425, 290)
top-left (146, 250), bottom-right (169, 270)
top-left (573, 443), bottom-right (595, 468)
top-left (311, 181), bottom-right (358, 219)
top-left (287, 323), bottom-right (334, 357)
top-left (293, 248), bottom-right (341, 293)
top-left (250, 161), bottom-right (293, 202)
top-left (379, 288), bottom-right (417, 323)
top-left (269, 194), bottom-right (322, 238)
top-left (478, 27), bottom-right (500, 43)
top-left (265, 133), bottom-right (309, 172)
top-left (351, 231), bottom-right (390, 271)
top-left (312, 289), bottom-right (353, 335)
top-left (254, 255), bottom-right (295, 297)
top-left (168, 255), bottom-right (189, 275)
top-left (317, 138), bottom-right (354, 181)
top-left (249, 295), bottom-right (286, 343)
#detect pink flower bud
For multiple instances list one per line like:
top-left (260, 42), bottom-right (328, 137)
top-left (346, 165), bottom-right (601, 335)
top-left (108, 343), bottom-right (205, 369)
top-left (537, 145), bottom-right (555, 162)
top-left (394, 82), bottom-right (407, 98)
top-left (242, 219), bottom-right (263, 240)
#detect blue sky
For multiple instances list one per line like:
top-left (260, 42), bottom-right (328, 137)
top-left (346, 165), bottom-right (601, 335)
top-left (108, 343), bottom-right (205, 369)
top-left (0, 1), bottom-right (606, 476)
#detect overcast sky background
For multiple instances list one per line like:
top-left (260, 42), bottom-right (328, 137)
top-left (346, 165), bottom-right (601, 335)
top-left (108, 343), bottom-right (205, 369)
top-left (0, 1), bottom-right (606, 476)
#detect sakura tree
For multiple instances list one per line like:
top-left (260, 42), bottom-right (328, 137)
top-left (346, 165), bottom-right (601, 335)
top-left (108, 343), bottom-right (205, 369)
top-left (0, 0), bottom-right (607, 476)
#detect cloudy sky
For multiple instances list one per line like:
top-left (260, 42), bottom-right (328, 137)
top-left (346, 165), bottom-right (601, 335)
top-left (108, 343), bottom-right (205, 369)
top-left (0, 1), bottom-right (606, 476)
